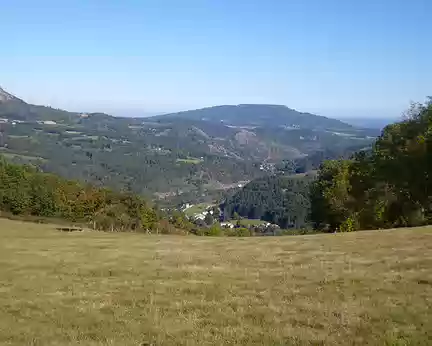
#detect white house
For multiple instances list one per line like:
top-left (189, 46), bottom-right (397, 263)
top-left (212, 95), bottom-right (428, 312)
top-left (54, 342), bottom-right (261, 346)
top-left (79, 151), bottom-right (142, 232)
top-left (194, 214), bottom-right (206, 221)
top-left (39, 120), bottom-right (57, 125)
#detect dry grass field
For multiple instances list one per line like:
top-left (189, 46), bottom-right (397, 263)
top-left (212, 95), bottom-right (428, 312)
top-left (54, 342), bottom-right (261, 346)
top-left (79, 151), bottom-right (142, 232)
top-left (0, 218), bottom-right (431, 345)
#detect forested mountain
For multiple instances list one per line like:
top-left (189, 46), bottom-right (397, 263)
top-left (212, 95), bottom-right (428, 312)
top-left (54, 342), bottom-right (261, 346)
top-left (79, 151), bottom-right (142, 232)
top-left (0, 86), bottom-right (376, 204)
top-left (155, 104), bottom-right (356, 131)
top-left (221, 173), bottom-right (314, 229)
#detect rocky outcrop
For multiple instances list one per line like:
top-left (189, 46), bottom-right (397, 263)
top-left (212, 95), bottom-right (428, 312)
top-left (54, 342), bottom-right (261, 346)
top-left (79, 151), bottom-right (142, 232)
top-left (0, 87), bottom-right (17, 102)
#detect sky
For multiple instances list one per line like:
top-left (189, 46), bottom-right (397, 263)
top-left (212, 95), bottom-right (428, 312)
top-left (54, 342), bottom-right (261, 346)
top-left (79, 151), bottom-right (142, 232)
top-left (1, 0), bottom-right (430, 118)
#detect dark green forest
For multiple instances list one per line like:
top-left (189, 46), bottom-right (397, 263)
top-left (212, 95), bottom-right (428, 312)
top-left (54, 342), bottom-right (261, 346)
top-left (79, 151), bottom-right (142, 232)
top-left (221, 174), bottom-right (314, 229)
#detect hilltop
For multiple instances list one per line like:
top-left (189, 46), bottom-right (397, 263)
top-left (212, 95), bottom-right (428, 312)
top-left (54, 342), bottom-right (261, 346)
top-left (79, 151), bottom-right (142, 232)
top-left (154, 104), bottom-right (355, 131)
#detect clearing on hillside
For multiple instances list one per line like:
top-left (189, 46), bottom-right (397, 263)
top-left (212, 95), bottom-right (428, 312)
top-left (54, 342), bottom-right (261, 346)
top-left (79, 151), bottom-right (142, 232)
top-left (0, 218), bottom-right (431, 345)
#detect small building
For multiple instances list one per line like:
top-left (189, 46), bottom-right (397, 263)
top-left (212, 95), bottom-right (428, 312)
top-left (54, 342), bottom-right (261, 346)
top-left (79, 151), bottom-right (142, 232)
top-left (45, 120), bottom-right (56, 125)
top-left (194, 214), bottom-right (206, 221)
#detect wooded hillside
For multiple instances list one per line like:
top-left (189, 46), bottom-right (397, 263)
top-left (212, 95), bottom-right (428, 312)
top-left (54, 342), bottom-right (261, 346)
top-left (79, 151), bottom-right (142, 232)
top-left (310, 99), bottom-right (432, 231)
top-left (221, 174), bottom-right (314, 228)
top-left (0, 157), bottom-right (192, 233)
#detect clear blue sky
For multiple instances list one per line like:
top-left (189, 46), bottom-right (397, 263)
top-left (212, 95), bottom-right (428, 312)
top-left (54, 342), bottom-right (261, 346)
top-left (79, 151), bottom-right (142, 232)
top-left (1, 0), bottom-right (430, 118)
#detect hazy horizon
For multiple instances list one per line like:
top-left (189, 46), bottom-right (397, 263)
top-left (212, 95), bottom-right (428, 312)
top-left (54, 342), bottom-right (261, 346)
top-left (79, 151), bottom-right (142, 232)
top-left (2, 1), bottom-right (430, 119)
top-left (1, 85), bottom-right (402, 123)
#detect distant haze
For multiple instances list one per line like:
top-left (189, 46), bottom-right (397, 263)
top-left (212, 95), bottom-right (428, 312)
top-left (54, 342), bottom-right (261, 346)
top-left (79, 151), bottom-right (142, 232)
top-left (337, 117), bottom-right (397, 129)
top-left (101, 107), bottom-right (402, 129)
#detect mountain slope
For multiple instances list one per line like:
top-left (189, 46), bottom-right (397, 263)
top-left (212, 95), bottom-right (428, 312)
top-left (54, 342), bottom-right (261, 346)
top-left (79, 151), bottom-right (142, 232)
top-left (0, 87), bottom-right (19, 103)
top-left (0, 86), bottom-right (376, 203)
top-left (221, 173), bottom-right (314, 228)
top-left (155, 104), bottom-right (354, 131)
top-left (0, 86), bottom-right (80, 123)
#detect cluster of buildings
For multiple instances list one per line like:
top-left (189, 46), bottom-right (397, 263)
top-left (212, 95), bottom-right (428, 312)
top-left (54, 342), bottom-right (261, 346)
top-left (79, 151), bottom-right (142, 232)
top-left (192, 209), bottom-right (214, 221)
top-left (0, 118), bottom-right (57, 126)
top-left (181, 202), bottom-right (281, 234)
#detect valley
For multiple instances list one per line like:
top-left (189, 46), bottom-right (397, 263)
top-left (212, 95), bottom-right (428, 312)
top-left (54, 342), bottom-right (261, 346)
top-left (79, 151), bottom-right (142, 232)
top-left (0, 87), bottom-right (376, 205)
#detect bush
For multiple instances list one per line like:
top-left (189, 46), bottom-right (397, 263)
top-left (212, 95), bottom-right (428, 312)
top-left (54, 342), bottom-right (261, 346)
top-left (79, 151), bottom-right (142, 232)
top-left (225, 227), bottom-right (252, 237)
top-left (158, 220), bottom-right (188, 235)
top-left (339, 216), bottom-right (358, 232)
top-left (196, 225), bottom-right (224, 236)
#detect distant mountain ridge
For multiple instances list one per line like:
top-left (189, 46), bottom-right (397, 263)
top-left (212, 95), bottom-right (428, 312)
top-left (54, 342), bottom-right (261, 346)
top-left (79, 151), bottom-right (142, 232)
top-left (1, 86), bottom-right (354, 131)
top-left (155, 104), bottom-right (354, 131)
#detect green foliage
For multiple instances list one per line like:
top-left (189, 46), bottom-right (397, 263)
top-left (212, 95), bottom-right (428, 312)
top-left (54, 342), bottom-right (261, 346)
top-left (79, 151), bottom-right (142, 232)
top-left (140, 207), bottom-right (158, 231)
top-left (311, 100), bottom-right (432, 232)
top-left (204, 213), bottom-right (214, 225)
top-left (225, 227), bottom-right (252, 237)
top-left (310, 160), bottom-right (353, 231)
top-left (169, 210), bottom-right (194, 231)
top-left (222, 174), bottom-right (314, 228)
top-left (197, 224), bottom-right (224, 236)
top-left (0, 156), bottom-right (178, 233)
top-left (339, 216), bottom-right (358, 232)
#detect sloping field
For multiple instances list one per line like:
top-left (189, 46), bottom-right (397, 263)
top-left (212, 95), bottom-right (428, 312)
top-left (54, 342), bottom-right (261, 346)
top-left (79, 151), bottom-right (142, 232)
top-left (0, 218), bottom-right (431, 345)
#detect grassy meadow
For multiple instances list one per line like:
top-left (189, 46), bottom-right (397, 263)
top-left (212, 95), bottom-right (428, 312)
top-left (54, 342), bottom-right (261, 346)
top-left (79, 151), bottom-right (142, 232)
top-left (183, 203), bottom-right (213, 217)
top-left (0, 218), bottom-right (431, 345)
top-left (236, 218), bottom-right (268, 227)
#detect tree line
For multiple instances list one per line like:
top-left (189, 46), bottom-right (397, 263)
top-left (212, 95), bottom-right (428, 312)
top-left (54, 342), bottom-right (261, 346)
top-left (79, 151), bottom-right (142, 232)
top-left (310, 99), bottom-right (432, 231)
top-left (0, 156), bottom-right (193, 233)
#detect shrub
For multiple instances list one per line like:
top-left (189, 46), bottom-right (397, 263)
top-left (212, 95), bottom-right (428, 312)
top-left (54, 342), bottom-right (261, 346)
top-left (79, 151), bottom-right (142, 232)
top-left (339, 216), bottom-right (358, 232)
top-left (225, 227), bottom-right (252, 237)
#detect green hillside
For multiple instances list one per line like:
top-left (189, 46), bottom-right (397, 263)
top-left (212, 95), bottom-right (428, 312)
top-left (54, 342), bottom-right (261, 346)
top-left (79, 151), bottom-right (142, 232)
top-left (221, 99), bottom-right (432, 233)
top-left (0, 156), bottom-right (193, 234)
top-left (221, 173), bottom-right (314, 228)
top-left (155, 104), bottom-right (357, 130)
top-left (0, 87), bottom-right (375, 203)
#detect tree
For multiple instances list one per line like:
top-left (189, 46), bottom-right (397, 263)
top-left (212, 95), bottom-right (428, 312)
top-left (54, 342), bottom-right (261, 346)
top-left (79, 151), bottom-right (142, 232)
top-left (310, 99), bottom-right (432, 232)
top-left (204, 213), bottom-right (214, 226)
